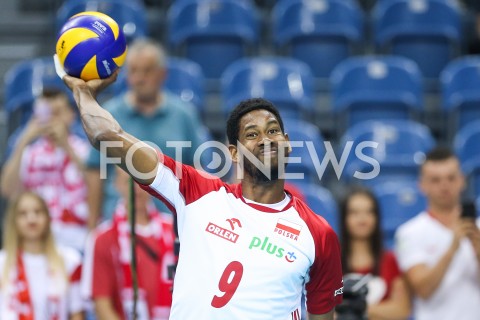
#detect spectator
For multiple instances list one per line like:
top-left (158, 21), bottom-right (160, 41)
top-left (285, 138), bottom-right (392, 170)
top-left (461, 0), bottom-right (480, 54)
top-left (395, 147), bottom-right (480, 320)
top-left (82, 168), bottom-right (174, 320)
top-left (339, 187), bottom-right (410, 320)
top-left (85, 38), bottom-right (206, 225)
top-left (1, 88), bottom-right (90, 252)
top-left (0, 191), bottom-right (83, 320)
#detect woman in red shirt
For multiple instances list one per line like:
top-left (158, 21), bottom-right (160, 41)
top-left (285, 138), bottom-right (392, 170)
top-left (339, 187), bottom-right (411, 320)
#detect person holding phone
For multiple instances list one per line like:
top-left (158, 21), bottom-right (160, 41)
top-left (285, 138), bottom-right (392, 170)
top-left (395, 147), bottom-right (480, 320)
top-left (1, 88), bottom-right (91, 253)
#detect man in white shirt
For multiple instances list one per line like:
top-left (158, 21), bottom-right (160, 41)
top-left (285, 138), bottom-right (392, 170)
top-left (395, 147), bottom-right (480, 320)
top-left (55, 60), bottom-right (343, 319)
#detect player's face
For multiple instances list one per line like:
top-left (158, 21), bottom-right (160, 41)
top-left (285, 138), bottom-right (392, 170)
top-left (346, 194), bottom-right (377, 240)
top-left (15, 195), bottom-right (49, 242)
top-left (420, 158), bottom-right (465, 210)
top-left (127, 48), bottom-right (166, 101)
top-left (234, 110), bottom-right (290, 182)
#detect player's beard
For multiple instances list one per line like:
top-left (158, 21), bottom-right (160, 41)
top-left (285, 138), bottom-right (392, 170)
top-left (242, 151), bottom-right (289, 184)
top-left (243, 157), bottom-right (280, 184)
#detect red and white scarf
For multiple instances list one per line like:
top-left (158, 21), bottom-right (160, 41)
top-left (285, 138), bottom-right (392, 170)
top-left (1, 252), bottom-right (65, 320)
top-left (113, 202), bottom-right (171, 320)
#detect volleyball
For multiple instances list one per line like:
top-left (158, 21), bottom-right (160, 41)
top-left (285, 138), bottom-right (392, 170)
top-left (56, 11), bottom-right (127, 81)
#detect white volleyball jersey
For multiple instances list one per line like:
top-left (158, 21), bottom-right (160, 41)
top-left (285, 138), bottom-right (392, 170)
top-left (140, 155), bottom-right (343, 320)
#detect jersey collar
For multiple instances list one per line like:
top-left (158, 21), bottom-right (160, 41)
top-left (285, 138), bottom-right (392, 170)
top-left (231, 183), bottom-right (295, 213)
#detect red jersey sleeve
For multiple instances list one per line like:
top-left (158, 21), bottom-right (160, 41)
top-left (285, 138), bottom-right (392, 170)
top-left (297, 201), bottom-right (343, 315)
top-left (138, 153), bottom-right (225, 214)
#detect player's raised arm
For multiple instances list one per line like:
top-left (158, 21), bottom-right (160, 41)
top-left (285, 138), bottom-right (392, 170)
top-left (61, 72), bottom-right (158, 185)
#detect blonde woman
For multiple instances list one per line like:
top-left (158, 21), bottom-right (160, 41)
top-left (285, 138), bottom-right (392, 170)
top-left (0, 191), bottom-right (84, 320)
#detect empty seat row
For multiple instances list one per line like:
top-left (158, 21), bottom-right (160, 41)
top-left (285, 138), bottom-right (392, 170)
top-left (56, 0), bottom-right (465, 80)
top-left (6, 54), bottom-right (480, 137)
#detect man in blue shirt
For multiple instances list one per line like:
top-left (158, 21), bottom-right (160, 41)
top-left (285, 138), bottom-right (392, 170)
top-left (85, 38), bottom-right (206, 227)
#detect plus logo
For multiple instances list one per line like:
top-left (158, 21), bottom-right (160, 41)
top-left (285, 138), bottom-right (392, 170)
top-left (248, 236), bottom-right (296, 263)
top-left (285, 251), bottom-right (297, 263)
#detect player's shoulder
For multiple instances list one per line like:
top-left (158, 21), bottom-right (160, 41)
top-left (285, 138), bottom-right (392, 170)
top-left (293, 197), bottom-right (337, 238)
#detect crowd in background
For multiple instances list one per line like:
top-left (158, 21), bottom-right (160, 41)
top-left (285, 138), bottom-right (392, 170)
top-left (1, 0), bottom-right (480, 319)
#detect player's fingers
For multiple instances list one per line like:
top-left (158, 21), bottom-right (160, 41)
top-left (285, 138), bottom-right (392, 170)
top-left (87, 69), bottom-right (118, 93)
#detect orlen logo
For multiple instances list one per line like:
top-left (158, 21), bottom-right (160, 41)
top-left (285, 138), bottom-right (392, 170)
top-left (248, 237), bottom-right (296, 263)
top-left (206, 222), bottom-right (239, 243)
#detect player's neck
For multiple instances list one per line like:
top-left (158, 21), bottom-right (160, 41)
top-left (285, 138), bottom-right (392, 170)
top-left (241, 179), bottom-right (286, 204)
top-left (428, 203), bottom-right (461, 228)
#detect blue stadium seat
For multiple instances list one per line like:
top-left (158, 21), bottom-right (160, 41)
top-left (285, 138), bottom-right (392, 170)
top-left (340, 119), bottom-right (434, 185)
top-left (374, 0), bottom-right (461, 79)
top-left (56, 0), bottom-right (147, 42)
top-left (331, 55), bottom-right (423, 129)
top-left (283, 119), bottom-right (325, 184)
top-left (168, 0), bottom-right (259, 79)
top-left (4, 57), bottom-right (69, 121)
top-left (454, 120), bottom-right (480, 197)
top-left (273, 0), bottom-right (363, 79)
top-left (373, 181), bottom-right (427, 249)
top-left (441, 56), bottom-right (480, 135)
top-left (195, 126), bottom-right (232, 177)
top-left (303, 184), bottom-right (339, 233)
top-left (111, 57), bottom-right (206, 114)
top-left (221, 57), bottom-right (314, 120)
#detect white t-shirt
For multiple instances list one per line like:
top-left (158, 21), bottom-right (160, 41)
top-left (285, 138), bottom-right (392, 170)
top-left (139, 154), bottom-right (343, 320)
top-left (0, 246), bottom-right (83, 320)
top-left (395, 212), bottom-right (480, 320)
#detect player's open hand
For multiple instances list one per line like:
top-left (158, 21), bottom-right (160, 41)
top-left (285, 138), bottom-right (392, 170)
top-left (62, 70), bottom-right (118, 98)
top-left (53, 53), bottom-right (118, 98)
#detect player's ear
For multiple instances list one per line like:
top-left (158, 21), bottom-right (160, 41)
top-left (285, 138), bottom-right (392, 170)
top-left (284, 133), bottom-right (292, 154)
top-left (229, 144), bottom-right (239, 163)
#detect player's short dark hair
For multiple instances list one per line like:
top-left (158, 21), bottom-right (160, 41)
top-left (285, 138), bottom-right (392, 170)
top-left (226, 98), bottom-right (284, 145)
top-left (424, 147), bottom-right (457, 163)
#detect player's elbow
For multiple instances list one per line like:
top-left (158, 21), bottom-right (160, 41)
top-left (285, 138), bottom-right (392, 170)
top-left (91, 127), bottom-right (123, 150)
